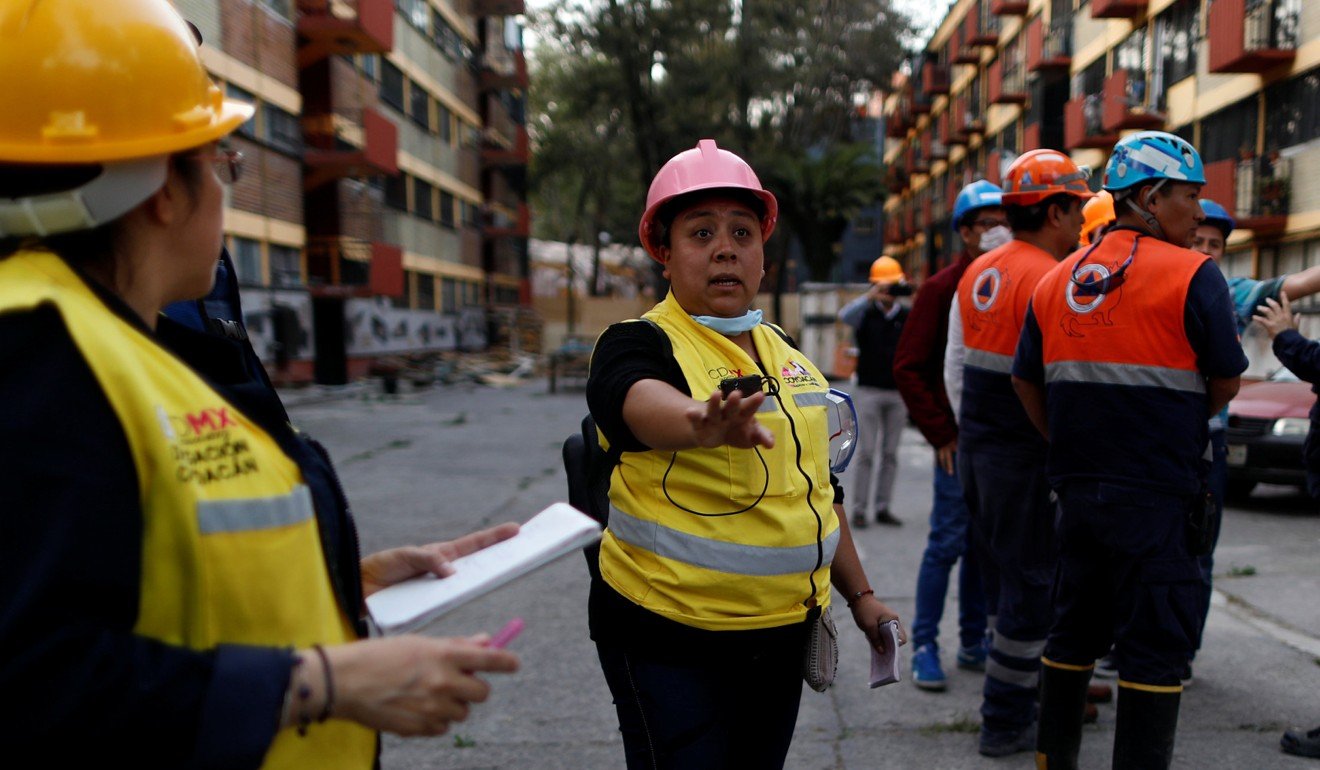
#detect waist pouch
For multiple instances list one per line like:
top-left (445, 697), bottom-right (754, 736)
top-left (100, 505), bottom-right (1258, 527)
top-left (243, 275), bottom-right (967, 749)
top-left (803, 606), bottom-right (838, 693)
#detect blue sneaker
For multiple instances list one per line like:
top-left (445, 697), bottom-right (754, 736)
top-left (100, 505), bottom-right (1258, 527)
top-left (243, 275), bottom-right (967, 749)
top-left (912, 644), bottom-right (947, 691)
top-left (956, 640), bottom-right (987, 672)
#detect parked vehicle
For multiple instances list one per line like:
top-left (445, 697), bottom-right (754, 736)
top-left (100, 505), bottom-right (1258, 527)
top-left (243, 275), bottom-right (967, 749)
top-left (1225, 367), bottom-right (1313, 498)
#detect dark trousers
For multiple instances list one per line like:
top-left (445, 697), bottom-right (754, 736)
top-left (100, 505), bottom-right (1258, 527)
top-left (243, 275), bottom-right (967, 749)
top-left (1044, 481), bottom-right (1204, 686)
top-left (596, 641), bottom-right (804, 770)
top-left (960, 449), bottom-right (1055, 733)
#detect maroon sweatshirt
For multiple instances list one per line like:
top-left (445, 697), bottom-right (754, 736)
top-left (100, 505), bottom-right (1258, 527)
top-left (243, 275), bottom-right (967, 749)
top-left (892, 250), bottom-right (976, 449)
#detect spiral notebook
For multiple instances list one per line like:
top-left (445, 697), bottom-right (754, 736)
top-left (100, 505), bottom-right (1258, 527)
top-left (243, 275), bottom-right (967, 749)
top-left (366, 503), bottom-right (602, 635)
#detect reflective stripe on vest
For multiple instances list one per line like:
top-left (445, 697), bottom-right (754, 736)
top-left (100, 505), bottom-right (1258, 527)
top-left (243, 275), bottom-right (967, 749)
top-left (965, 348), bottom-right (1015, 374)
top-left (198, 485), bottom-right (315, 534)
top-left (609, 504), bottom-right (840, 575)
top-left (1045, 360), bottom-right (1206, 394)
top-left (792, 391), bottom-right (832, 408)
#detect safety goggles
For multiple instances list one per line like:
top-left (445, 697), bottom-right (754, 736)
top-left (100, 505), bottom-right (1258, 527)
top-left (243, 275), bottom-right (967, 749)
top-left (826, 389), bottom-right (859, 474)
top-left (193, 148), bottom-right (244, 185)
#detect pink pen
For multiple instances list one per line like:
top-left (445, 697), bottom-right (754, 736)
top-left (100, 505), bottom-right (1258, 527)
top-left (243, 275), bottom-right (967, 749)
top-left (486, 617), bottom-right (525, 649)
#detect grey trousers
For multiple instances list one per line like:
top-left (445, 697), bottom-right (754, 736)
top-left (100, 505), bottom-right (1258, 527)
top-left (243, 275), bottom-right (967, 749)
top-left (847, 385), bottom-right (908, 516)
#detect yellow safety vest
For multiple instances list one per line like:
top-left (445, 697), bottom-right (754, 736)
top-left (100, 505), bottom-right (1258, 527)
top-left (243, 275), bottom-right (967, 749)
top-left (598, 293), bottom-right (839, 631)
top-left (0, 251), bottom-right (375, 769)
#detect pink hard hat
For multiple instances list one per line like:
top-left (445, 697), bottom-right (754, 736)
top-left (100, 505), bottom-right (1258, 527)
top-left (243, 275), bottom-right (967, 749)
top-left (638, 139), bottom-right (779, 262)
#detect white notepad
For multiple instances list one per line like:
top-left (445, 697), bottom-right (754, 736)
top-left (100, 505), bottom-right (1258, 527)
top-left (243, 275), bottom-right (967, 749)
top-left (869, 619), bottom-right (902, 688)
top-left (366, 503), bottom-right (603, 635)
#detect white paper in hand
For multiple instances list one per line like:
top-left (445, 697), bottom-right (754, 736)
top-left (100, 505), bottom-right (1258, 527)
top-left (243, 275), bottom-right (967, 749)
top-left (869, 619), bottom-right (902, 688)
top-left (366, 503), bottom-right (602, 635)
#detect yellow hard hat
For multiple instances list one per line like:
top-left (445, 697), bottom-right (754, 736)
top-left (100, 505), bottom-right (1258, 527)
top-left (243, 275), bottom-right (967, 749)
top-left (869, 256), bottom-right (906, 284)
top-left (0, 0), bottom-right (254, 164)
top-left (1081, 191), bottom-right (1116, 246)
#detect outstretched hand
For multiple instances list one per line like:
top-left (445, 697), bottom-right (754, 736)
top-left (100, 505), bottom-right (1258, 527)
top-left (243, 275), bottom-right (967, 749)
top-left (686, 390), bottom-right (775, 450)
top-left (1254, 292), bottom-right (1300, 340)
top-left (360, 522), bottom-right (521, 597)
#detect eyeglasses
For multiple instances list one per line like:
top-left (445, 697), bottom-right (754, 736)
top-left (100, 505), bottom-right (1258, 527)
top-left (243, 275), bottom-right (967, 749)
top-left (972, 218), bottom-right (1009, 230)
top-left (193, 149), bottom-right (244, 184)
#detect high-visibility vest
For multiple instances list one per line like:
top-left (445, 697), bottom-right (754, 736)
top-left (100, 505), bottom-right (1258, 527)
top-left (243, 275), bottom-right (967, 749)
top-left (956, 239), bottom-right (1058, 453)
top-left (0, 251), bottom-right (375, 769)
top-left (1029, 229), bottom-right (1212, 492)
top-left (597, 294), bottom-right (839, 631)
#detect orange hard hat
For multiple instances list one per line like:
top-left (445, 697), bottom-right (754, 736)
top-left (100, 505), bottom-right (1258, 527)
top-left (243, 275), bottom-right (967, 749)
top-left (869, 256), bottom-right (906, 284)
top-left (1081, 191), bottom-right (1115, 245)
top-left (1001, 150), bottom-right (1097, 207)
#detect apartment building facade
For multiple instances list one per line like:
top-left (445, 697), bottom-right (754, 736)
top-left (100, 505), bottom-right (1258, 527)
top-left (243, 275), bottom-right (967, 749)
top-left (176, 0), bottom-right (530, 384)
top-left (883, 0), bottom-right (1318, 302)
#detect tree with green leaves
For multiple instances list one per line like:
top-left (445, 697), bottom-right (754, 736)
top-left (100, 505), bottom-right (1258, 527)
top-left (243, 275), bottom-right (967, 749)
top-left (528, 0), bottom-right (910, 294)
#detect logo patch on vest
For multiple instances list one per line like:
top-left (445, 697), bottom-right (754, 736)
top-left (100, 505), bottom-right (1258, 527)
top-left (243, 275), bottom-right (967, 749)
top-left (780, 359), bottom-right (820, 388)
top-left (971, 267), bottom-right (1002, 312)
top-left (1061, 264), bottom-right (1123, 337)
top-left (157, 404), bottom-right (260, 485)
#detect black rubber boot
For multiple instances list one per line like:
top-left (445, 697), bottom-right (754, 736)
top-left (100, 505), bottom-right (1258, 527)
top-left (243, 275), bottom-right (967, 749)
top-left (1035, 662), bottom-right (1092, 770)
top-left (1112, 684), bottom-right (1181, 770)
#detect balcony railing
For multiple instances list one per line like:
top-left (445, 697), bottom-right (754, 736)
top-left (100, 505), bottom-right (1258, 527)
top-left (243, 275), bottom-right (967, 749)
top-left (990, 58), bottom-right (1027, 104)
top-left (1027, 18), bottom-right (1072, 71)
top-left (969, 2), bottom-right (1001, 46)
top-left (923, 62), bottom-right (951, 95)
top-left (1236, 155), bottom-right (1291, 230)
top-left (1065, 93), bottom-right (1119, 150)
top-left (990, 0), bottom-right (1029, 15)
top-left (1101, 70), bottom-right (1165, 132)
top-left (1209, 0), bottom-right (1300, 73)
top-left (296, 0), bottom-right (393, 67)
top-left (1091, 0), bottom-right (1146, 19)
top-left (303, 107), bottom-right (399, 189)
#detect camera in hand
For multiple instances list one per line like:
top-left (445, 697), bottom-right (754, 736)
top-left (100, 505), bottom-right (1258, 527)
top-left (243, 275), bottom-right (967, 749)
top-left (720, 374), bottom-right (764, 399)
top-left (887, 282), bottom-right (913, 297)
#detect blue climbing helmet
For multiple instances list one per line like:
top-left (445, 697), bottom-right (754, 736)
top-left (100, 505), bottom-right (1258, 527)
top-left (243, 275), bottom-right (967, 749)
top-left (1103, 130), bottom-right (1206, 193)
top-left (952, 179), bottom-right (1004, 230)
top-left (1199, 198), bottom-right (1235, 238)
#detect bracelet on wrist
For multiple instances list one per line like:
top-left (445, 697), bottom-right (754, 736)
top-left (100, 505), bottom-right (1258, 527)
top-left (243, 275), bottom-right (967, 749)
top-left (846, 588), bottom-right (874, 608)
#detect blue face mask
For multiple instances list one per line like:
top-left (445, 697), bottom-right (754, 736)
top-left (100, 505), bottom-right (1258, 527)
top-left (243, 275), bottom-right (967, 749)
top-left (691, 308), bottom-right (763, 335)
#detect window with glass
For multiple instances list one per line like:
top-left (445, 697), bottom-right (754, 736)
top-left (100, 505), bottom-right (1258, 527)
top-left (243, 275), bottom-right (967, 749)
top-left (437, 104), bottom-right (452, 144)
top-left (1264, 68), bottom-right (1320, 152)
top-left (1201, 98), bottom-right (1259, 164)
top-left (412, 177), bottom-right (434, 221)
top-left (416, 272), bottom-right (436, 310)
top-left (409, 83), bottom-right (431, 129)
top-left (1156, 0), bottom-right (1198, 92)
top-left (226, 84), bottom-right (258, 138)
top-left (263, 104), bottom-right (303, 156)
top-left (439, 191), bottom-right (456, 229)
top-left (381, 61), bottom-right (405, 112)
top-left (269, 245), bottom-right (303, 287)
top-left (231, 237), bottom-right (263, 286)
top-left (442, 278), bottom-right (458, 313)
top-left (384, 173), bottom-right (408, 212)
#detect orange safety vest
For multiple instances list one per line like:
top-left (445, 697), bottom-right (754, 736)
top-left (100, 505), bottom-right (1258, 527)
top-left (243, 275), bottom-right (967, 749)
top-left (1031, 229), bottom-right (1206, 393)
top-left (1027, 228), bottom-right (1213, 492)
top-left (955, 238), bottom-right (1059, 452)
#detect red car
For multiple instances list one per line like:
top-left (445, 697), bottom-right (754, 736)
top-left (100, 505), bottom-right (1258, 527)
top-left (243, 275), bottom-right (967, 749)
top-left (1225, 368), bottom-right (1315, 498)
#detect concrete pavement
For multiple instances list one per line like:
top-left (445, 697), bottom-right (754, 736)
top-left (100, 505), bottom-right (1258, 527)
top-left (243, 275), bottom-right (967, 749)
top-left (285, 379), bottom-right (1320, 769)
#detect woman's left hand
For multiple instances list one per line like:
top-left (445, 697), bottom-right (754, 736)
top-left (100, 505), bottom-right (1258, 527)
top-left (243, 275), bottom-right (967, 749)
top-left (361, 522), bottom-right (521, 598)
top-left (849, 595), bottom-right (906, 653)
